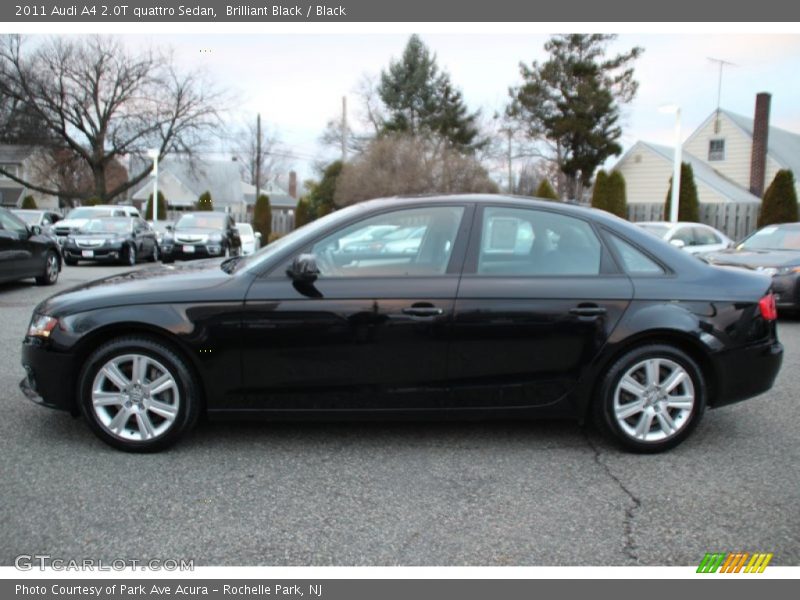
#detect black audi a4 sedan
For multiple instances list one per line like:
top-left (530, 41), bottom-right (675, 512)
top-left (703, 222), bottom-right (800, 313)
top-left (62, 217), bottom-right (159, 266)
top-left (160, 212), bottom-right (242, 262)
top-left (20, 195), bottom-right (783, 453)
top-left (0, 207), bottom-right (61, 287)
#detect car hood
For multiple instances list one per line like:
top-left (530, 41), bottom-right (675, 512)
top-left (171, 227), bottom-right (222, 235)
top-left (55, 218), bottom-right (91, 230)
top-left (36, 259), bottom-right (245, 317)
top-left (704, 248), bottom-right (800, 269)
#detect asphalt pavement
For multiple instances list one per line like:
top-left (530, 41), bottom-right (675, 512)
top-left (1, 263), bottom-right (798, 566)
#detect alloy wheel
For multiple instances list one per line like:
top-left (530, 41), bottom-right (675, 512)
top-left (91, 353), bottom-right (180, 442)
top-left (612, 357), bottom-right (695, 443)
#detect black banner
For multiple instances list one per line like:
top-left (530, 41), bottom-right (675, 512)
top-left (4, 0), bottom-right (800, 22)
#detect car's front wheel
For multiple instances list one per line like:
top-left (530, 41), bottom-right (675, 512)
top-left (595, 344), bottom-right (706, 453)
top-left (78, 337), bottom-right (200, 452)
top-left (35, 251), bottom-right (59, 286)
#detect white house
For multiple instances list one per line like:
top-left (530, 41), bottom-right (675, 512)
top-left (615, 94), bottom-right (799, 238)
top-left (0, 145), bottom-right (60, 210)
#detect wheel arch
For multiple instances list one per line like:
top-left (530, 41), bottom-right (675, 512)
top-left (70, 322), bottom-right (207, 415)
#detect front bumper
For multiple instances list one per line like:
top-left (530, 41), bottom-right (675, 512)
top-left (20, 339), bottom-right (77, 413)
top-left (711, 339), bottom-right (784, 408)
top-left (161, 243), bottom-right (224, 260)
top-left (62, 244), bottom-right (124, 262)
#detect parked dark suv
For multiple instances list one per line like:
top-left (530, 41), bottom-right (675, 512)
top-left (160, 212), bottom-right (241, 262)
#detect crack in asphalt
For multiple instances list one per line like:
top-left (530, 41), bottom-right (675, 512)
top-left (583, 429), bottom-right (641, 564)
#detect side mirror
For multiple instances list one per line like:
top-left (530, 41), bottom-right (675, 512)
top-left (165, 224), bottom-right (174, 232)
top-left (255, 232), bottom-right (262, 239)
top-left (287, 254), bottom-right (320, 283)
top-left (669, 239), bottom-right (686, 249)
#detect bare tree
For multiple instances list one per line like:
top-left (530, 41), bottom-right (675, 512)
top-left (0, 35), bottom-right (222, 204)
top-left (227, 114), bottom-right (287, 190)
top-left (333, 134), bottom-right (498, 207)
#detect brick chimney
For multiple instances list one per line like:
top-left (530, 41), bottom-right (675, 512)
top-left (749, 92), bottom-right (771, 197)
top-left (288, 171), bottom-right (297, 199)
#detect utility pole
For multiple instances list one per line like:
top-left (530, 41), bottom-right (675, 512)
top-left (255, 113), bottom-right (262, 202)
top-left (341, 96), bottom-right (348, 163)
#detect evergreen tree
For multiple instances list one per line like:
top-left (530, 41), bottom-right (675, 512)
top-left (196, 191), bottom-right (213, 211)
top-left (253, 194), bottom-right (272, 240)
top-left (509, 34), bottom-right (643, 198)
top-left (759, 170), bottom-right (798, 227)
top-left (378, 34), bottom-right (482, 151)
top-left (294, 198), bottom-right (311, 229)
top-left (534, 179), bottom-right (558, 200)
top-left (306, 160), bottom-right (343, 215)
top-left (20, 195), bottom-right (37, 209)
top-left (145, 191), bottom-right (167, 220)
top-left (591, 170), bottom-right (610, 211)
top-left (607, 170), bottom-right (628, 219)
top-left (664, 163), bottom-right (700, 223)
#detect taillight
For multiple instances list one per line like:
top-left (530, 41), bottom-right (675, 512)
top-left (758, 293), bottom-right (778, 321)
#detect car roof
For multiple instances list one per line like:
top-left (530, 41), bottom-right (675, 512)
top-left (760, 222), bottom-right (800, 230)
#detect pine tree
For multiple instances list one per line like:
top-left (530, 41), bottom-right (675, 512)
top-left (145, 191), bottom-right (167, 220)
top-left (196, 191), bottom-right (213, 211)
top-left (378, 34), bottom-right (482, 151)
top-left (305, 160), bottom-right (343, 215)
top-left (591, 170), bottom-right (610, 211)
top-left (607, 170), bottom-right (628, 219)
top-left (20, 195), bottom-right (37, 209)
top-left (759, 170), bottom-right (798, 227)
top-left (664, 163), bottom-right (700, 223)
top-left (535, 179), bottom-right (558, 200)
top-left (294, 198), bottom-right (311, 228)
top-left (509, 35), bottom-right (643, 198)
top-left (253, 194), bottom-right (272, 240)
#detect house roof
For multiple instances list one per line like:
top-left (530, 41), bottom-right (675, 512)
top-left (718, 109), bottom-right (800, 175)
top-left (131, 158), bottom-right (249, 207)
top-left (621, 141), bottom-right (761, 204)
top-left (0, 144), bottom-right (33, 164)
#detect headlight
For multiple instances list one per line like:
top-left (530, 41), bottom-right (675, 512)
top-left (775, 266), bottom-right (800, 276)
top-left (27, 315), bottom-right (59, 338)
top-left (209, 233), bottom-right (223, 242)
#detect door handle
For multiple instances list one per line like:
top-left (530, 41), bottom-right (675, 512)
top-left (402, 306), bottom-right (444, 317)
top-left (569, 305), bottom-right (607, 317)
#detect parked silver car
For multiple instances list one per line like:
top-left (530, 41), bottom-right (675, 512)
top-left (637, 221), bottom-right (733, 255)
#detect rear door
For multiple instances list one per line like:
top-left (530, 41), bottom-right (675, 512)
top-left (239, 203), bottom-right (471, 411)
top-left (0, 210), bottom-right (38, 282)
top-left (449, 205), bottom-right (633, 409)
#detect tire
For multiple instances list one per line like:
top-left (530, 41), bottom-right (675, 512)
top-left (593, 344), bottom-right (706, 453)
top-left (121, 243), bottom-right (136, 266)
top-left (64, 257), bottom-right (78, 266)
top-left (35, 251), bottom-right (60, 286)
top-left (150, 244), bottom-right (160, 262)
top-left (78, 336), bottom-right (200, 452)
top-left (161, 255), bottom-right (174, 264)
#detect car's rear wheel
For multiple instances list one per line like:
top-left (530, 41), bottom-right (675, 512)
top-left (35, 251), bottom-right (59, 286)
top-left (78, 337), bottom-right (200, 452)
top-left (595, 344), bottom-right (706, 453)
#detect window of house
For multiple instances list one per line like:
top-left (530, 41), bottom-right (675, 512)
top-left (708, 139), bottom-right (725, 161)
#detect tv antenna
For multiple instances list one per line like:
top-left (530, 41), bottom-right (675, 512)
top-left (708, 57), bottom-right (737, 132)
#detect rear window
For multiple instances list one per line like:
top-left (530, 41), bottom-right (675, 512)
top-left (608, 234), bottom-right (664, 275)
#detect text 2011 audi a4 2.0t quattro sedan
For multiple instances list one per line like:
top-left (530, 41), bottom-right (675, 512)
top-left (20, 196), bottom-right (783, 453)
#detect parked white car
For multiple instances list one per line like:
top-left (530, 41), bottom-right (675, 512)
top-left (637, 221), bottom-right (733, 255)
top-left (235, 222), bottom-right (261, 255)
top-left (53, 205), bottom-right (140, 245)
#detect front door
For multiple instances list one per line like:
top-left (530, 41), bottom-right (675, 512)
top-left (239, 204), bottom-right (471, 411)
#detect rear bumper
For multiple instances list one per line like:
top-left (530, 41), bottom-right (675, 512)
top-left (20, 340), bottom-right (77, 413)
top-left (711, 339), bottom-right (783, 408)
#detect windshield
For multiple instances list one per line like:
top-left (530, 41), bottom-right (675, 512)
top-left (14, 211), bottom-right (41, 225)
top-left (237, 204), bottom-right (367, 274)
top-left (79, 218), bottom-right (132, 234)
top-left (66, 207), bottom-right (114, 220)
top-left (741, 226), bottom-right (800, 251)
top-left (638, 223), bottom-right (671, 238)
top-left (176, 213), bottom-right (226, 230)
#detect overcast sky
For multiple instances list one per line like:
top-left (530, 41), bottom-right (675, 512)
top-left (123, 32), bottom-right (800, 186)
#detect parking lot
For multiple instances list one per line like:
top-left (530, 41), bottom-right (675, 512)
top-left (1, 262), bottom-right (798, 567)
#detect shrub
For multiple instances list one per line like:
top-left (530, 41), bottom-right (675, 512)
top-left (253, 194), bottom-right (272, 240)
top-left (294, 198), bottom-right (311, 228)
top-left (21, 195), bottom-right (37, 209)
top-left (196, 191), bottom-right (213, 211)
top-left (591, 170), bottom-right (610, 211)
top-left (535, 179), bottom-right (558, 201)
top-left (607, 171), bottom-right (628, 219)
top-left (145, 191), bottom-right (167, 220)
top-left (759, 170), bottom-right (798, 227)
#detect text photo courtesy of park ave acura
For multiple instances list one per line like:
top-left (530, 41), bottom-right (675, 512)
top-left (1, 20), bottom-right (800, 575)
